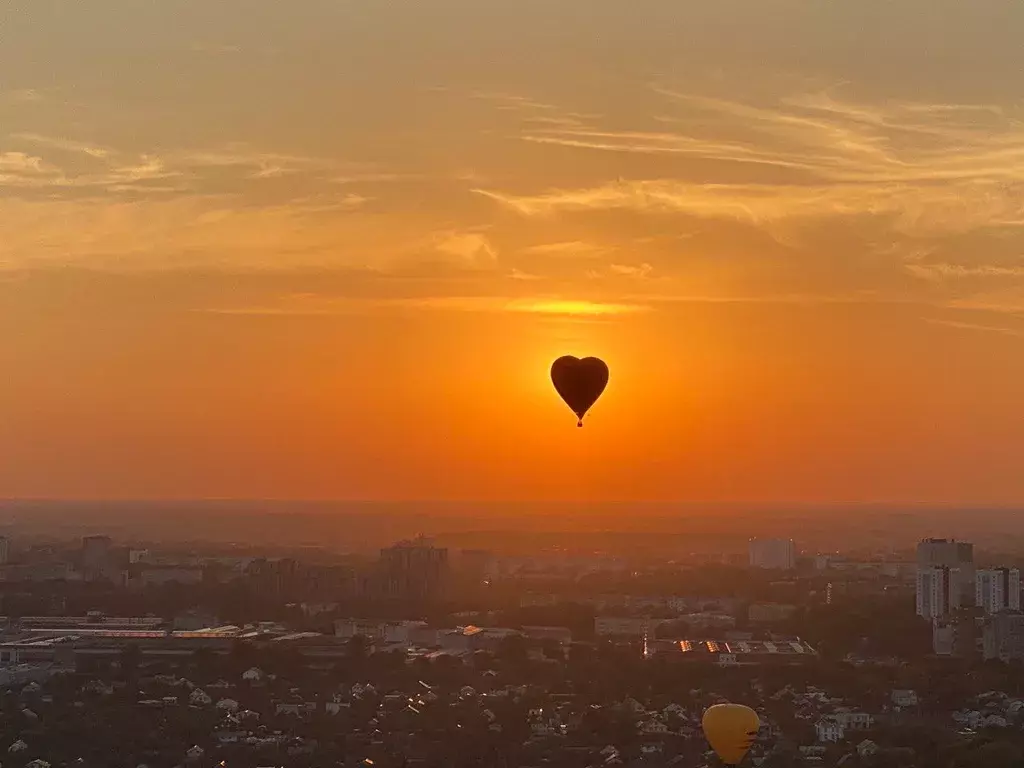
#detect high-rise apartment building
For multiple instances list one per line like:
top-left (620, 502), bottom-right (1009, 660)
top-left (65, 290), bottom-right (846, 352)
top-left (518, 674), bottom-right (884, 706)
top-left (82, 535), bottom-right (112, 570)
top-left (379, 537), bottom-right (450, 601)
top-left (0, 536), bottom-right (9, 565)
top-left (976, 568), bottom-right (1021, 614)
top-left (917, 538), bottom-right (973, 568)
top-left (983, 612), bottom-right (1024, 662)
top-left (916, 538), bottom-right (974, 607)
top-left (917, 566), bottom-right (961, 620)
top-left (748, 538), bottom-right (796, 570)
top-left (933, 611), bottom-right (979, 659)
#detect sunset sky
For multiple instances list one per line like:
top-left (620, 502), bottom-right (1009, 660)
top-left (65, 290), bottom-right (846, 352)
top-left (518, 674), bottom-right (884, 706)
top-left (5, 0), bottom-right (1024, 502)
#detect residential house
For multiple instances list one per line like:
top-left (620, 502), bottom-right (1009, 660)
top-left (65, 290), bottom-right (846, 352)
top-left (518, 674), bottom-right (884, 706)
top-left (815, 718), bottom-right (845, 743)
top-left (891, 690), bottom-right (918, 708)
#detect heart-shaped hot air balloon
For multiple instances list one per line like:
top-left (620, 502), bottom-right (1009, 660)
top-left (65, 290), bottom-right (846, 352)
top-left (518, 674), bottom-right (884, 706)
top-left (702, 703), bottom-right (760, 765)
top-left (550, 356), bottom-right (609, 427)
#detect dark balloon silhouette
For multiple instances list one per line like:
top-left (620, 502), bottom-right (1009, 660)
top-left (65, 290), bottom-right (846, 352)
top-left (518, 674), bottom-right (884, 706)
top-left (550, 356), bottom-right (609, 427)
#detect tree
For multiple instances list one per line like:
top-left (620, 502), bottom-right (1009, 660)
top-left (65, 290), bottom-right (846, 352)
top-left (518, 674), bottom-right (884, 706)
top-left (192, 646), bottom-right (217, 680)
top-left (541, 639), bottom-right (564, 662)
top-left (229, 637), bottom-right (258, 672)
top-left (497, 634), bottom-right (529, 668)
top-left (347, 634), bottom-right (369, 662)
top-left (120, 643), bottom-right (142, 679)
top-left (965, 740), bottom-right (1023, 768)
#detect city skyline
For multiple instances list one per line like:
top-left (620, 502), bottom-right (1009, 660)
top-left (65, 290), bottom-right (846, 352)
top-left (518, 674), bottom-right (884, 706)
top-left (6, 1), bottom-right (1024, 501)
top-left (7, 6), bottom-right (1024, 765)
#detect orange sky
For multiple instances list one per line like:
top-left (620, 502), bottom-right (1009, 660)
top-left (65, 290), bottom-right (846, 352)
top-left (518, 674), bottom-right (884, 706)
top-left (4, 0), bottom-right (1024, 502)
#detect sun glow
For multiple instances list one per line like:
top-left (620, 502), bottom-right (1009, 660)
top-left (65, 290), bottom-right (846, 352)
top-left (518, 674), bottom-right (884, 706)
top-left (506, 299), bottom-right (650, 316)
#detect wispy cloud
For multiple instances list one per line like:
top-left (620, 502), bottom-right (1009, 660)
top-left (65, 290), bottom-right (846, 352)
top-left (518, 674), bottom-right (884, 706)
top-left (520, 129), bottom-right (809, 171)
top-left (906, 263), bottom-right (1024, 281)
top-left (522, 241), bottom-right (611, 258)
top-left (587, 263), bottom-right (655, 280)
top-left (476, 177), bottom-right (1024, 236)
top-left (0, 152), bottom-right (49, 174)
top-left (608, 263), bottom-right (653, 278)
top-left (628, 292), bottom-right (921, 307)
top-left (0, 136), bottom-right (398, 200)
top-left (924, 318), bottom-right (1024, 338)
top-left (946, 291), bottom-right (1024, 315)
top-left (13, 133), bottom-right (112, 159)
top-left (407, 297), bottom-right (648, 315)
top-left (201, 294), bottom-right (650, 317)
top-left (332, 172), bottom-right (412, 185)
top-left (0, 130), bottom-right (477, 273)
top-left (472, 91), bottom-right (561, 113)
top-left (432, 231), bottom-right (498, 269)
top-left (509, 268), bottom-right (541, 280)
top-left (0, 198), bottom-right (429, 273)
top-left (0, 150), bottom-right (182, 193)
top-left (177, 147), bottom-right (326, 173)
top-left (470, 91), bottom-right (597, 128)
top-left (478, 88), bottom-right (1024, 237)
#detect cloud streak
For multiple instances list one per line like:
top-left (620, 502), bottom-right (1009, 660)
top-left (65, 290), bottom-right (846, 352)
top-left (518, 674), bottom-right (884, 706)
top-left (432, 231), bottom-right (499, 269)
top-left (0, 135), bottom-right (427, 271)
top-left (13, 133), bottom-right (112, 159)
top-left (201, 294), bottom-right (650, 317)
top-left (0, 199), bottom-right (491, 273)
top-left (924, 318), bottom-right (1024, 338)
top-left (0, 136), bottom-right (400, 200)
top-left (522, 240), bottom-right (612, 258)
top-left (906, 263), bottom-right (1024, 281)
top-left (477, 179), bottom-right (1024, 236)
top-left (479, 88), bottom-right (1024, 237)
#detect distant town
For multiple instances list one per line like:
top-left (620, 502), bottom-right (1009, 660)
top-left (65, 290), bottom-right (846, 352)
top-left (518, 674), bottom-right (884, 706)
top-left (0, 528), bottom-right (1022, 767)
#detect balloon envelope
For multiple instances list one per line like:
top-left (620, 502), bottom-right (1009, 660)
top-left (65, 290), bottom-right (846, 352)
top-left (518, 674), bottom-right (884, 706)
top-left (550, 356), bottom-right (609, 426)
top-left (702, 704), bottom-right (760, 765)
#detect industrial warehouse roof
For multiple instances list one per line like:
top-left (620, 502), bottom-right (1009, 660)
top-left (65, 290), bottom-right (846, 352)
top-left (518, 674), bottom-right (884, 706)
top-left (650, 639), bottom-right (818, 656)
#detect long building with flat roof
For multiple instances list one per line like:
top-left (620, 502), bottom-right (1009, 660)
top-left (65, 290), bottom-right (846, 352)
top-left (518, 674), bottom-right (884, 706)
top-left (648, 638), bottom-right (818, 665)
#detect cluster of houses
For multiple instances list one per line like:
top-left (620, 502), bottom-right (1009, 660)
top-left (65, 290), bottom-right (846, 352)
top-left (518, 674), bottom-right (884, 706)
top-left (4, 647), bottom-right (1024, 768)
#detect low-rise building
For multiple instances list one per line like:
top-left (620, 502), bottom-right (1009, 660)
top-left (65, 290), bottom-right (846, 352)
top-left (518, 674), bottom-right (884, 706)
top-left (595, 617), bottom-right (666, 638)
top-left (891, 690), bottom-right (918, 708)
top-left (834, 711), bottom-right (873, 731)
top-left (748, 603), bottom-right (798, 623)
top-left (815, 718), bottom-right (844, 743)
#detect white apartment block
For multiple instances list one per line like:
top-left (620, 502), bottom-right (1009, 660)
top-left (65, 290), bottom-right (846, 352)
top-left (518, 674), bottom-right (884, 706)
top-left (976, 568), bottom-right (1021, 614)
top-left (917, 566), bottom-right (962, 620)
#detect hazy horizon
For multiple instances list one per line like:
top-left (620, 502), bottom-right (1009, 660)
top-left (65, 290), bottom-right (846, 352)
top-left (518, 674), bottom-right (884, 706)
top-left (2, 499), bottom-right (1023, 555)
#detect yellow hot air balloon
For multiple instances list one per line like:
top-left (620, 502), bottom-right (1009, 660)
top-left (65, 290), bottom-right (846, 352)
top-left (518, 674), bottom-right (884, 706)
top-left (702, 703), bottom-right (760, 765)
